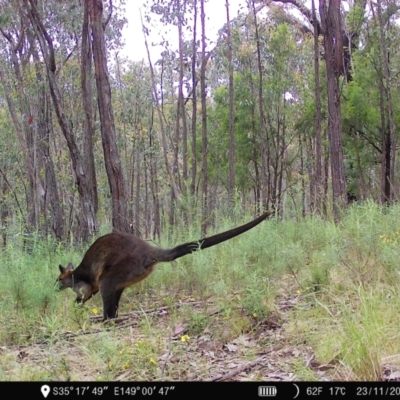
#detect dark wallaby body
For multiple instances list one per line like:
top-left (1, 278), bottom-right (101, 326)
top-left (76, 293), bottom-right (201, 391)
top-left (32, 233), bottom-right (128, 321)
top-left (57, 210), bottom-right (274, 320)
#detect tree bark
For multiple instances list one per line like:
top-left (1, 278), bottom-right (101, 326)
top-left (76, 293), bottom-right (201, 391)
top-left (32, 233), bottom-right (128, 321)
top-left (88, 0), bottom-right (130, 233)
top-left (226, 0), bottom-right (236, 202)
top-left (200, 0), bottom-right (209, 234)
top-left (190, 0), bottom-right (198, 197)
top-left (311, 0), bottom-right (324, 214)
top-left (319, 0), bottom-right (347, 217)
top-left (251, 0), bottom-right (269, 209)
top-left (373, 0), bottom-right (396, 202)
top-left (81, 1), bottom-right (99, 214)
top-left (30, 38), bottom-right (64, 240)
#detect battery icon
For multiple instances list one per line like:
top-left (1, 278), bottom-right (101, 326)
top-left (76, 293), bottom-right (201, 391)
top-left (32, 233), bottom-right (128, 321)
top-left (258, 386), bottom-right (277, 397)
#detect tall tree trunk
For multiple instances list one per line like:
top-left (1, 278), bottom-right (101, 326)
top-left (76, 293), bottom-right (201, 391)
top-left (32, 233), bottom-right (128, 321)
top-left (247, 54), bottom-right (261, 211)
top-left (176, 0), bottom-right (188, 188)
top-left (374, 0), bottom-right (396, 202)
top-left (376, 56), bottom-right (390, 203)
top-left (149, 129), bottom-right (160, 240)
top-left (30, 38), bottom-right (64, 240)
top-left (134, 148), bottom-right (141, 237)
top-left (190, 0), bottom-right (198, 197)
top-left (251, 0), bottom-right (269, 210)
top-left (200, 0), bottom-right (209, 234)
top-left (1, 173), bottom-right (9, 247)
top-left (319, 0), bottom-right (347, 218)
top-left (226, 0), bottom-right (235, 203)
top-left (81, 1), bottom-right (99, 214)
top-left (312, 0), bottom-right (324, 214)
top-left (88, 0), bottom-right (130, 233)
top-left (40, 94), bottom-right (64, 239)
top-left (143, 150), bottom-right (149, 237)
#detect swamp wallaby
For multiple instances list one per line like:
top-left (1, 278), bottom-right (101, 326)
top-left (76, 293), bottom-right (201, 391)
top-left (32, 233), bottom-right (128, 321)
top-left (57, 210), bottom-right (274, 321)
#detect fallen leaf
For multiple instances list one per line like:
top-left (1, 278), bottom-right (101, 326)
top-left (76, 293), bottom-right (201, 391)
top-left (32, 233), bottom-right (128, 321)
top-left (174, 323), bottom-right (185, 335)
top-left (225, 343), bottom-right (238, 352)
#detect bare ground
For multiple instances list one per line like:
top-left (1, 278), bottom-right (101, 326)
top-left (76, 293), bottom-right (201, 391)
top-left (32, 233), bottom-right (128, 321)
top-left (1, 291), bottom-right (400, 381)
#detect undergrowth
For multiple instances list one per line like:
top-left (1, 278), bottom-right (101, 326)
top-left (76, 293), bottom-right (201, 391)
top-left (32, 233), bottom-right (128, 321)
top-left (1, 201), bottom-right (400, 380)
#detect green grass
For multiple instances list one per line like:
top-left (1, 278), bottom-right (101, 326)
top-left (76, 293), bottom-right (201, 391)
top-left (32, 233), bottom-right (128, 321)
top-left (1, 201), bottom-right (400, 380)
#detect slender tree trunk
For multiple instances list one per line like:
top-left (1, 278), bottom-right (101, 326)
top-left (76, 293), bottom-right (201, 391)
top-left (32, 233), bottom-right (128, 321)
top-left (200, 0), bottom-right (209, 234)
top-left (190, 0), bottom-right (198, 197)
top-left (144, 151), bottom-right (149, 237)
top-left (149, 110), bottom-right (160, 239)
top-left (247, 55), bottom-right (261, 211)
top-left (277, 110), bottom-right (285, 212)
top-left (374, 0), bottom-right (396, 202)
top-left (226, 0), bottom-right (235, 202)
top-left (134, 149), bottom-right (141, 236)
top-left (1, 173), bottom-right (9, 246)
top-left (81, 1), bottom-right (99, 214)
top-left (369, 2), bottom-right (390, 203)
top-left (89, 0), bottom-right (130, 233)
top-left (251, 0), bottom-right (269, 209)
top-left (377, 59), bottom-right (390, 203)
top-left (177, 0), bottom-right (188, 185)
top-left (31, 40), bottom-right (64, 239)
top-left (299, 132), bottom-right (306, 217)
top-left (312, 0), bottom-right (323, 214)
top-left (319, 0), bottom-right (347, 218)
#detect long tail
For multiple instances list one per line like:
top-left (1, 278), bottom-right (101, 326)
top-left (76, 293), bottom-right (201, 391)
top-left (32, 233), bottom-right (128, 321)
top-left (157, 210), bottom-right (274, 262)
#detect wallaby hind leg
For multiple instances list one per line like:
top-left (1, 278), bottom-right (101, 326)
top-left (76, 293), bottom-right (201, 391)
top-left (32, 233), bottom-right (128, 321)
top-left (99, 282), bottom-right (124, 321)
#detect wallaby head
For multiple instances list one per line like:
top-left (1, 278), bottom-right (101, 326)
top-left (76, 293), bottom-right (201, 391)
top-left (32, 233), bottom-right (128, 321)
top-left (57, 263), bottom-right (94, 303)
top-left (56, 210), bottom-right (274, 321)
top-left (57, 263), bottom-right (74, 290)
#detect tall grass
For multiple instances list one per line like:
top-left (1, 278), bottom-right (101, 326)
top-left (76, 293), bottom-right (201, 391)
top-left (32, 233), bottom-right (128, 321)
top-left (1, 202), bottom-right (400, 380)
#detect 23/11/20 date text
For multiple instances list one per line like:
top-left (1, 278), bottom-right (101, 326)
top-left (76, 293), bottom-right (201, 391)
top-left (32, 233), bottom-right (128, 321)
top-left (357, 386), bottom-right (400, 396)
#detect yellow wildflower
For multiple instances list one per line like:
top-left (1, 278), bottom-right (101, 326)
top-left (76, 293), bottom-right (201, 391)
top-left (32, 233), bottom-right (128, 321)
top-left (149, 357), bottom-right (157, 365)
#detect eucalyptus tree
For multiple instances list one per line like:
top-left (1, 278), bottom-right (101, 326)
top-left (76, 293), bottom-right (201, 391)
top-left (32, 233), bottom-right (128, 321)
top-left (88, 0), bottom-right (131, 233)
top-left (250, 0), bottom-right (349, 216)
top-left (341, 2), bottom-right (400, 202)
top-left (0, 0), bottom-right (131, 240)
top-left (209, 11), bottom-right (301, 215)
top-left (111, 59), bottom-right (161, 237)
top-left (0, 0), bottom-right (64, 238)
top-left (20, 0), bottom-right (99, 240)
top-left (371, 0), bottom-right (397, 202)
top-left (225, 0), bottom-right (236, 202)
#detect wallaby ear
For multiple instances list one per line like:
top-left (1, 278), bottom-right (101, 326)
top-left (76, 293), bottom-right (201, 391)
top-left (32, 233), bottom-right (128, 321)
top-left (59, 264), bottom-right (65, 273)
top-left (66, 263), bottom-right (75, 271)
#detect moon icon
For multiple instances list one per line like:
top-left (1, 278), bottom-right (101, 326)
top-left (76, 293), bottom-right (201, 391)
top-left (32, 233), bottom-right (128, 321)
top-left (293, 383), bottom-right (300, 399)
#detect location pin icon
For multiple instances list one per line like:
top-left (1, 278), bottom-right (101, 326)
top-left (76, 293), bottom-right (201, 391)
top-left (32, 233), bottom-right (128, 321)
top-left (41, 385), bottom-right (50, 398)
